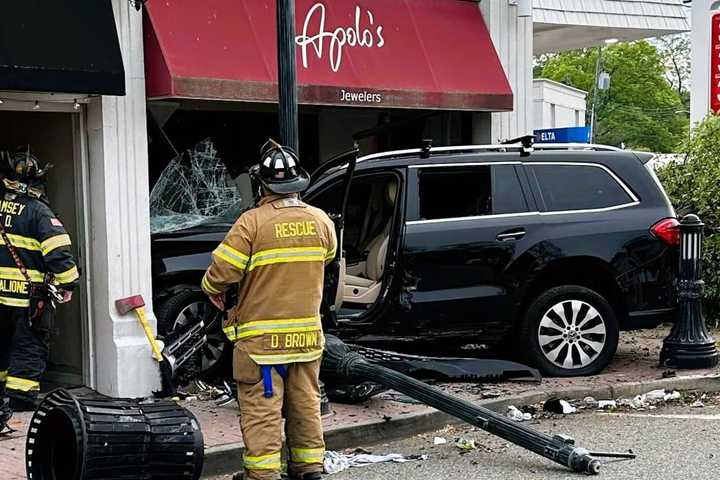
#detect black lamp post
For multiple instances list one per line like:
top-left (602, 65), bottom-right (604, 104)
top-left (277, 0), bottom-right (299, 152)
top-left (321, 335), bottom-right (623, 475)
top-left (660, 214), bottom-right (720, 368)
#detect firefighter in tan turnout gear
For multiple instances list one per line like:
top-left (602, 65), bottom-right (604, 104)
top-left (202, 141), bottom-right (337, 480)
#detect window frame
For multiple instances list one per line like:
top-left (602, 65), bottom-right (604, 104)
top-left (527, 162), bottom-right (640, 214)
top-left (406, 161), bottom-right (532, 224)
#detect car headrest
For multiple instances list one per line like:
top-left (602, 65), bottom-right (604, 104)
top-left (386, 181), bottom-right (397, 207)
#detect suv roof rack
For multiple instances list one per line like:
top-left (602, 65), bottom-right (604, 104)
top-left (358, 142), bottom-right (623, 163)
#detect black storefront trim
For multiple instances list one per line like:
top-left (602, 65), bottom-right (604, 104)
top-left (0, 0), bottom-right (125, 96)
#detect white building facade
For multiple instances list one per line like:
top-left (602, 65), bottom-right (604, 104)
top-left (533, 79), bottom-right (588, 130)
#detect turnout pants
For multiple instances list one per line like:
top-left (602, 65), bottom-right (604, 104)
top-left (234, 347), bottom-right (324, 480)
top-left (0, 306), bottom-right (48, 405)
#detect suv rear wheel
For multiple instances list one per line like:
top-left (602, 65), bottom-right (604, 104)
top-left (521, 285), bottom-right (619, 376)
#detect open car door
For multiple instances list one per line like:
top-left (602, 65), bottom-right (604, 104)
top-left (311, 147), bottom-right (358, 330)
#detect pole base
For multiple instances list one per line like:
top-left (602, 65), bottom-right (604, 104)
top-left (659, 342), bottom-right (719, 369)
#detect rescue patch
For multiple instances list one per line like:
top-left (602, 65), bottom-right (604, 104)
top-left (264, 331), bottom-right (321, 351)
top-left (50, 218), bottom-right (63, 227)
top-left (274, 221), bottom-right (317, 239)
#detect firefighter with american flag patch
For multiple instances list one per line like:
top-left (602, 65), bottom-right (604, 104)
top-left (0, 148), bottom-right (79, 431)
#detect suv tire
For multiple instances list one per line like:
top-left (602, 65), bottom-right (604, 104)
top-left (520, 285), bottom-right (619, 377)
top-left (156, 288), bottom-right (231, 380)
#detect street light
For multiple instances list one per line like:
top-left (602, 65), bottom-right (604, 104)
top-left (589, 38), bottom-right (619, 142)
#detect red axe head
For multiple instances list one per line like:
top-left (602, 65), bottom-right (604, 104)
top-left (115, 295), bottom-right (146, 315)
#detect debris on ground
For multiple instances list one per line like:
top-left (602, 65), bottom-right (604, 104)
top-left (433, 436), bottom-right (447, 445)
top-left (506, 405), bottom-right (532, 421)
top-left (543, 399), bottom-right (577, 414)
top-left (661, 369), bottom-right (677, 379)
top-left (597, 400), bottom-right (617, 409)
top-left (454, 437), bottom-right (477, 452)
top-left (323, 450), bottom-right (427, 474)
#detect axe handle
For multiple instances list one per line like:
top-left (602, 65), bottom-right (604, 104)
top-left (134, 307), bottom-right (164, 362)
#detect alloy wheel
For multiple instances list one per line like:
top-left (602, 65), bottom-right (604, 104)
top-left (172, 300), bottom-right (226, 372)
top-left (537, 299), bottom-right (607, 370)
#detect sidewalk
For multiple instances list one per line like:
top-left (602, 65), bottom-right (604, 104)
top-left (1, 326), bottom-right (718, 479)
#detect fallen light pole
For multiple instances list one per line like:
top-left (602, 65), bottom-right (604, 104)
top-left (322, 335), bottom-right (634, 475)
top-left (660, 214), bottom-right (720, 368)
top-left (26, 388), bottom-right (204, 480)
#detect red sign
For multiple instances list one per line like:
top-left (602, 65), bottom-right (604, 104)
top-left (144, 0), bottom-right (513, 111)
top-left (712, 12), bottom-right (720, 113)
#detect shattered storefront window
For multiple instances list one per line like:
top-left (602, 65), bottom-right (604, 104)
top-left (150, 139), bottom-right (250, 234)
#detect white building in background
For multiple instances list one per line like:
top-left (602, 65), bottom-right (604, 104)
top-left (691, 0), bottom-right (720, 124)
top-left (531, 0), bottom-right (690, 133)
top-left (533, 79), bottom-right (587, 130)
top-left (532, 0), bottom-right (691, 55)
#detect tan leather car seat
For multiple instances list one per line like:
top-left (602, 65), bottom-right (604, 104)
top-left (343, 181), bottom-right (396, 304)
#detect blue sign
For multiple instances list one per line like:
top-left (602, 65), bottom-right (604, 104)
top-left (533, 126), bottom-right (590, 144)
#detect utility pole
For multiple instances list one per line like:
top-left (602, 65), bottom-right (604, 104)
top-left (277, 0), bottom-right (299, 152)
top-left (589, 45), bottom-right (602, 143)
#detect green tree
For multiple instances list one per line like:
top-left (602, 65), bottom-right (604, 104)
top-left (536, 41), bottom-right (688, 152)
top-left (656, 115), bottom-right (720, 321)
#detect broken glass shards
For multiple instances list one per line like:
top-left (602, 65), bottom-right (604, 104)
top-left (150, 139), bottom-right (244, 234)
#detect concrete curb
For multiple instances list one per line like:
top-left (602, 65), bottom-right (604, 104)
top-left (201, 374), bottom-right (720, 477)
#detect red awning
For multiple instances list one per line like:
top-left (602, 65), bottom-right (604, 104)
top-left (144, 0), bottom-right (513, 111)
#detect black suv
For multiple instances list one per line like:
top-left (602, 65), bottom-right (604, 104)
top-left (152, 143), bottom-right (678, 377)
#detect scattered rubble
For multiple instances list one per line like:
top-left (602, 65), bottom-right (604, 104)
top-left (454, 437), bottom-right (477, 452)
top-left (323, 450), bottom-right (427, 474)
top-left (506, 405), bottom-right (532, 421)
top-left (543, 399), bottom-right (577, 414)
top-left (433, 437), bottom-right (448, 445)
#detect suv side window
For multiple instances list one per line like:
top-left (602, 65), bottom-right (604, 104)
top-left (418, 165), bottom-right (527, 220)
top-left (531, 164), bottom-right (634, 212)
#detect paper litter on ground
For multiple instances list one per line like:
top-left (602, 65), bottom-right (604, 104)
top-left (324, 451), bottom-right (428, 474)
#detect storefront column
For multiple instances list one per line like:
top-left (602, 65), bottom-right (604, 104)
top-left (477, 1), bottom-right (533, 142)
top-left (85, 0), bottom-right (159, 397)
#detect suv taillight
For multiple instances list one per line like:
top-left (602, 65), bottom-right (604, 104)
top-left (651, 218), bottom-right (680, 246)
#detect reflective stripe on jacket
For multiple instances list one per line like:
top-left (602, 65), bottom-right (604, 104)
top-left (0, 191), bottom-right (79, 309)
top-left (202, 194), bottom-right (337, 365)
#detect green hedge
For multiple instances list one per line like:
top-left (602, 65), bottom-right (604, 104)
top-left (656, 114), bottom-right (720, 322)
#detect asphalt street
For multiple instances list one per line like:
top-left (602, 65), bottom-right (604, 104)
top-left (205, 396), bottom-right (720, 479)
top-left (327, 401), bottom-right (720, 480)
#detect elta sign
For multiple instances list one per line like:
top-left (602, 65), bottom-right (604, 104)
top-left (712, 12), bottom-right (720, 113)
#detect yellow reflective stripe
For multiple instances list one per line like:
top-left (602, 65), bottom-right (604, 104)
top-left (41, 234), bottom-right (72, 256)
top-left (201, 274), bottom-right (222, 295)
top-left (236, 316), bottom-right (321, 339)
top-left (54, 266), bottom-right (79, 285)
top-left (291, 447), bottom-right (325, 463)
top-left (244, 451), bottom-right (282, 470)
top-left (223, 317), bottom-right (322, 342)
top-left (6, 376), bottom-right (40, 392)
top-left (249, 350), bottom-right (323, 365)
top-left (223, 326), bottom-right (239, 342)
top-left (247, 247), bottom-right (327, 271)
top-left (0, 234), bottom-right (41, 252)
top-left (213, 243), bottom-right (249, 270)
top-left (0, 370), bottom-right (7, 382)
top-left (0, 296), bottom-right (29, 308)
top-left (0, 266), bottom-right (44, 282)
top-left (325, 248), bottom-right (337, 260)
